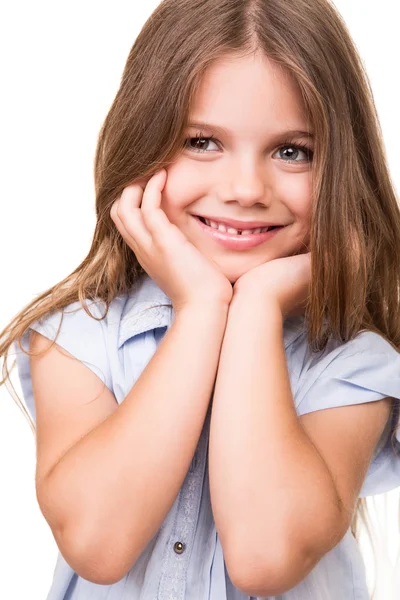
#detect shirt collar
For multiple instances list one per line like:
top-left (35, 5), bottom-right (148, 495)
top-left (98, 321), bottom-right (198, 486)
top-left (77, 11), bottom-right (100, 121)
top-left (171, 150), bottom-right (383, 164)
top-left (118, 274), bottom-right (172, 348)
top-left (118, 273), bottom-right (306, 350)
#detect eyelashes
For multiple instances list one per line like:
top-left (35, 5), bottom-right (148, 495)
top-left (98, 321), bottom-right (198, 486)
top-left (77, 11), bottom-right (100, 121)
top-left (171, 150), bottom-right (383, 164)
top-left (184, 132), bottom-right (314, 164)
top-left (275, 140), bottom-right (314, 163)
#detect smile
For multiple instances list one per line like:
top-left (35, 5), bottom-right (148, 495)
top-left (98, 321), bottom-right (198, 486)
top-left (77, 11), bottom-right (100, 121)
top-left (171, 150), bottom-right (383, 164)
top-left (192, 215), bottom-right (286, 251)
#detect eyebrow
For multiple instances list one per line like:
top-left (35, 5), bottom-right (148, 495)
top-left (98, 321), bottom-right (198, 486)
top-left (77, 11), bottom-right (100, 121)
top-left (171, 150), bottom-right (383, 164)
top-left (187, 121), bottom-right (314, 140)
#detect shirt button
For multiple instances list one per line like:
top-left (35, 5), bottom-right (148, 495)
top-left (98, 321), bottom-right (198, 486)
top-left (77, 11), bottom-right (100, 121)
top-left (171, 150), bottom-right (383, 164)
top-left (173, 541), bottom-right (186, 554)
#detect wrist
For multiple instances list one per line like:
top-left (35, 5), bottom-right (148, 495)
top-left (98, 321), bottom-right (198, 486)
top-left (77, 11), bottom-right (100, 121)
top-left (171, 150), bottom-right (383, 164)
top-left (230, 290), bottom-right (284, 323)
top-left (174, 301), bottom-right (230, 322)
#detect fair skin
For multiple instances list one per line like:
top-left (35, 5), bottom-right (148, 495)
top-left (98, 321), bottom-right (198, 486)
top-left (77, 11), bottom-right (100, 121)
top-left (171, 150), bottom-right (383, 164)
top-left (110, 52), bottom-right (393, 596)
top-left (141, 51), bottom-right (313, 286)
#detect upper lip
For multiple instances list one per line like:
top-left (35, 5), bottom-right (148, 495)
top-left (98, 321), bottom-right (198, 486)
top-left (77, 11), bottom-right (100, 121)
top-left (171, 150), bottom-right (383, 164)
top-left (195, 215), bottom-right (283, 229)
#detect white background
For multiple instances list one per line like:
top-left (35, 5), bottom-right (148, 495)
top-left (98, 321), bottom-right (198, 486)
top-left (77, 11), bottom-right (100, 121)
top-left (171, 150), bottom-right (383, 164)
top-left (0, 1), bottom-right (399, 598)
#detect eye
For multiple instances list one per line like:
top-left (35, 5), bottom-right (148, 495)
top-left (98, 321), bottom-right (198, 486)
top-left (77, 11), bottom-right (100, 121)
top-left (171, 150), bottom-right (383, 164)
top-left (183, 133), bottom-right (314, 164)
top-left (184, 135), bottom-right (220, 153)
top-left (275, 142), bottom-right (314, 164)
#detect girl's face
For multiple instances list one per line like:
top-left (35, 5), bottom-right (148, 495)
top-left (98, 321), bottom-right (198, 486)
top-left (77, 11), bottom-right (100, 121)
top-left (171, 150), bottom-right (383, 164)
top-left (160, 52), bottom-right (313, 284)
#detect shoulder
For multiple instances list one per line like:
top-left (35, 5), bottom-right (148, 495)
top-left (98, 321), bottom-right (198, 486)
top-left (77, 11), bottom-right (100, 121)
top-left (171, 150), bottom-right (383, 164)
top-left (295, 328), bottom-right (398, 377)
top-left (28, 272), bottom-right (168, 343)
top-left (330, 329), bottom-right (397, 357)
top-left (294, 328), bottom-right (400, 414)
top-left (316, 330), bottom-right (399, 380)
top-left (35, 298), bottom-right (110, 336)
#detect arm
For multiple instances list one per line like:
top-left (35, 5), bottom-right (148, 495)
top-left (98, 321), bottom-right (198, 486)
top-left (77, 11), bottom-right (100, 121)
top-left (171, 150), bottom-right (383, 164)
top-left (209, 253), bottom-right (394, 597)
top-left (38, 303), bottom-right (228, 584)
top-left (208, 294), bottom-right (344, 596)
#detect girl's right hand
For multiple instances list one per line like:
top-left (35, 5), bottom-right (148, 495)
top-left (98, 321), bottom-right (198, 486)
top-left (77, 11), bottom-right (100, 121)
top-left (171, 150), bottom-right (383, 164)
top-left (110, 169), bottom-right (233, 313)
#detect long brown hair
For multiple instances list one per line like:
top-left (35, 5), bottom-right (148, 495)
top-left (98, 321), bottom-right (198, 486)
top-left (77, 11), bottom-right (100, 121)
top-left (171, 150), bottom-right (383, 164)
top-left (1, 0), bottom-right (399, 593)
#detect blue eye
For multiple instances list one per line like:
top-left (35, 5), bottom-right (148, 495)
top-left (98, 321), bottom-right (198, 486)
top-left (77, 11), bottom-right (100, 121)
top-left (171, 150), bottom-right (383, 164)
top-left (184, 134), bottom-right (314, 163)
top-left (277, 142), bottom-right (314, 163)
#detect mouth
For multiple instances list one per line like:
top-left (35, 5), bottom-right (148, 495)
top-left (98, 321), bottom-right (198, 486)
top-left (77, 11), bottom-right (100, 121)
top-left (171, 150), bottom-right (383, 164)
top-left (195, 215), bottom-right (282, 235)
top-left (192, 214), bottom-right (287, 250)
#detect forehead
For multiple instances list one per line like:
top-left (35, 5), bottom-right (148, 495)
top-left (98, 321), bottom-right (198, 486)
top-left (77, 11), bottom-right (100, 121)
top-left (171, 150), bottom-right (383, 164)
top-left (189, 52), bottom-right (308, 134)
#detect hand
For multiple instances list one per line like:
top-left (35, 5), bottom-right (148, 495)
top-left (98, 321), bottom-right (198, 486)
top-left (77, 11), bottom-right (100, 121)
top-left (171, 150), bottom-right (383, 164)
top-left (110, 169), bottom-right (233, 313)
top-left (233, 252), bottom-right (311, 318)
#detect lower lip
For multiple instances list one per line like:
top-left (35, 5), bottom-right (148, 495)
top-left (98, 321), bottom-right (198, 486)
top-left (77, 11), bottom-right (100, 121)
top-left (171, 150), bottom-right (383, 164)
top-left (193, 216), bottom-right (285, 250)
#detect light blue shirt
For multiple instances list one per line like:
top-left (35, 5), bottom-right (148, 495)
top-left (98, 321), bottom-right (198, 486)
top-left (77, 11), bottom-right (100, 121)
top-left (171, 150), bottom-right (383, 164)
top-left (14, 273), bottom-right (400, 599)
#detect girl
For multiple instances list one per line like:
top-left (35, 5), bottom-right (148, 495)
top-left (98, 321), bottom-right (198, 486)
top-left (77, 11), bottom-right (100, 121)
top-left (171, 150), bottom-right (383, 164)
top-left (1, 0), bottom-right (400, 598)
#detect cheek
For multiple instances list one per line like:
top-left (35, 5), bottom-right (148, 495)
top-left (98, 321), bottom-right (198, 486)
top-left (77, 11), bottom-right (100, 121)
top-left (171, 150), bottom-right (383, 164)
top-left (158, 166), bottom-right (183, 218)
top-left (160, 164), bottom-right (204, 219)
top-left (280, 176), bottom-right (312, 220)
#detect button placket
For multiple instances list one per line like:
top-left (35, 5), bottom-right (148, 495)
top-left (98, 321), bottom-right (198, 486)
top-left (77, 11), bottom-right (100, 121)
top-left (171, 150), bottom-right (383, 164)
top-left (157, 408), bottom-right (211, 600)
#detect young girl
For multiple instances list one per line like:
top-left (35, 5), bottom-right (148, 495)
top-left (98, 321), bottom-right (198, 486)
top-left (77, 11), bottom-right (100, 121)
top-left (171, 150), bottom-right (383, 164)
top-left (2, 0), bottom-right (400, 598)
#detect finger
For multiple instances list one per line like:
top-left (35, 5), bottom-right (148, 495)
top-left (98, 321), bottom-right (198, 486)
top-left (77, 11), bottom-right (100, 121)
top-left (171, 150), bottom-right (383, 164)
top-left (140, 169), bottom-right (172, 237)
top-left (114, 184), bottom-right (153, 249)
top-left (110, 198), bottom-right (141, 251)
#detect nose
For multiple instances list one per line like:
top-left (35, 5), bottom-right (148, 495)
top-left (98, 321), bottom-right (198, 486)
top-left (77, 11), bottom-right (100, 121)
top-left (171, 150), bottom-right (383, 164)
top-left (220, 158), bottom-right (269, 207)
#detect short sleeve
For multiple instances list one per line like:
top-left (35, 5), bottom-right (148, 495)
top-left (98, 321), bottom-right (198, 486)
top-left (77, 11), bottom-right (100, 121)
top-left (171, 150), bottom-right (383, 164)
top-left (12, 300), bottom-right (113, 426)
top-left (295, 332), bottom-right (400, 496)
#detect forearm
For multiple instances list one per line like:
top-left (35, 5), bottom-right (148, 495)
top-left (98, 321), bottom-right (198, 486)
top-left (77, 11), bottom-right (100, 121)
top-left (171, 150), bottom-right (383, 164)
top-left (41, 304), bottom-right (229, 579)
top-left (209, 294), bottom-right (342, 577)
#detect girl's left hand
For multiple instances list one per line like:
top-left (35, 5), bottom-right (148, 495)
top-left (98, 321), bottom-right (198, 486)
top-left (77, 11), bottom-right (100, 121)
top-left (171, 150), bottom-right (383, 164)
top-left (233, 252), bottom-right (312, 318)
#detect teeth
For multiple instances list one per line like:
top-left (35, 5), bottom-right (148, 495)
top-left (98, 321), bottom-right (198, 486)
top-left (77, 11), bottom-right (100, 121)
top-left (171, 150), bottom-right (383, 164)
top-left (204, 218), bottom-right (270, 235)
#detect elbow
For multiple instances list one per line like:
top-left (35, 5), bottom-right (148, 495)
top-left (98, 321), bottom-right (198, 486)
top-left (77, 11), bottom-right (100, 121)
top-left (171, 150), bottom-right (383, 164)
top-left (223, 501), bottom-right (344, 596)
top-left (226, 552), bottom-right (289, 597)
top-left (36, 489), bottom-right (139, 584)
top-left (53, 522), bottom-right (138, 585)
top-left (225, 538), bottom-right (317, 597)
